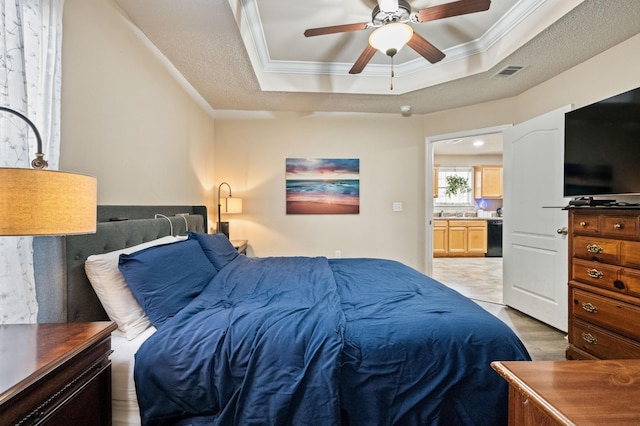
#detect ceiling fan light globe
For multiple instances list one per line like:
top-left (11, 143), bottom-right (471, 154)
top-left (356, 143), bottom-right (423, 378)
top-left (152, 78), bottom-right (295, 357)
top-left (369, 23), bottom-right (413, 56)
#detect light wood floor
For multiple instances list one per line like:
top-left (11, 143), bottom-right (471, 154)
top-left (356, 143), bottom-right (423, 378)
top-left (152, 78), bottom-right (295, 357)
top-left (432, 257), bottom-right (568, 361)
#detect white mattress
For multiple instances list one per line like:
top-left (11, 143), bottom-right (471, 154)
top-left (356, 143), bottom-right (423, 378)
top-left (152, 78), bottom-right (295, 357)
top-left (111, 326), bottom-right (156, 426)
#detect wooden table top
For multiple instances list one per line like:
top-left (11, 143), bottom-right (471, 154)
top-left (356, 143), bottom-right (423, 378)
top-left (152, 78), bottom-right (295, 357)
top-left (0, 322), bottom-right (116, 403)
top-left (492, 360), bottom-right (640, 424)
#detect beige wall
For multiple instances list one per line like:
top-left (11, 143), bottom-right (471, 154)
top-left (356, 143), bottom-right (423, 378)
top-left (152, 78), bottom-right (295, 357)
top-left (60, 0), bottom-right (216, 220)
top-left (513, 33), bottom-right (640, 123)
top-left (423, 33), bottom-right (640, 137)
top-left (214, 114), bottom-right (426, 270)
top-left (434, 154), bottom-right (502, 167)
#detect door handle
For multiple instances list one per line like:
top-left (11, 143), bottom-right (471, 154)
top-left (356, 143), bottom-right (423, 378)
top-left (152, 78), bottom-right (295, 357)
top-left (557, 227), bottom-right (568, 235)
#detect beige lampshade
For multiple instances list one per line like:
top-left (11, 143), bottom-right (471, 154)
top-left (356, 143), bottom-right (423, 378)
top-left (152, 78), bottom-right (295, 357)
top-left (220, 197), bottom-right (243, 214)
top-left (0, 168), bottom-right (97, 236)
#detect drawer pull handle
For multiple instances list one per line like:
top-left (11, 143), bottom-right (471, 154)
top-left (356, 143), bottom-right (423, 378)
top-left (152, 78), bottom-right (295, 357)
top-left (614, 223), bottom-right (623, 229)
top-left (587, 268), bottom-right (604, 279)
top-left (582, 332), bottom-right (598, 345)
top-left (581, 302), bottom-right (598, 313)
top-left (614, 280), bottom-right (626, 290)
top-left (587, 244), bottom-right (603, 254)
top-left (580, 221), bottom-right (588, 227)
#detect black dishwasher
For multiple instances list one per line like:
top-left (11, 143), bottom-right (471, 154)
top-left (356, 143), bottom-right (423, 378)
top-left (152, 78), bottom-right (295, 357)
top-left (486, 219), bottom-right (503, 257)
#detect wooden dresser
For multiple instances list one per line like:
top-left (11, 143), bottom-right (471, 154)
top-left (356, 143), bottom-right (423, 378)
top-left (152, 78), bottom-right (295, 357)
top-left (0, 322), bottom-right (117, 425)
top-left (492, 359), bottom-right (640, 425)
top-left (566, 207), bottom-right (640, 360)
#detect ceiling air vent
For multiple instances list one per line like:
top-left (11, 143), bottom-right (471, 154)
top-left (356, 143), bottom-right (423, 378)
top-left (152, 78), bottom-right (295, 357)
top-left (491, 65), bottom-right (524, 79)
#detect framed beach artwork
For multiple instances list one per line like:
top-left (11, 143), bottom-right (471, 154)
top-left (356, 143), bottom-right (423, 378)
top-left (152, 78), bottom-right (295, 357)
top-left (286, 158), bottom-right (360, 214)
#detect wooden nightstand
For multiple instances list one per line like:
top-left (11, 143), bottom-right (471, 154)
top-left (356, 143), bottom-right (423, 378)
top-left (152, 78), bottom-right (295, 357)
top-left (0, 321), bottom-right (117, 425)
top-left (231, 239), bottom-right (248, 255)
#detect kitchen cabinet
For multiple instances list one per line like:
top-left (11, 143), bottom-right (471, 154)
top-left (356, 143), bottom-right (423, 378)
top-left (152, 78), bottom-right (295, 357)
top-left (434, 219), bottom-right (487, 257)
top-left (433, 219), bottom-right (448, 255)
top-left (474, 165), bottom-right (503, 199)
top-left (448, 222), bottom-right (468, 255)
top-left (467, 222), bottom-right (489, 254)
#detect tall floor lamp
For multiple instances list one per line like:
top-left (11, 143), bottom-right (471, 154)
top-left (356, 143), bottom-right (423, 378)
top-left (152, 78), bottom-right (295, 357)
top-left (0, 106), bottom-right (97, 236)
top-left (217, 182), bottom-right (242, 238)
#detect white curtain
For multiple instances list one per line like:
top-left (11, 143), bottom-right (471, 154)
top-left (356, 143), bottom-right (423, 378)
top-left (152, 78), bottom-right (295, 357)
top-left (0, 0), bottom-right (65, 324)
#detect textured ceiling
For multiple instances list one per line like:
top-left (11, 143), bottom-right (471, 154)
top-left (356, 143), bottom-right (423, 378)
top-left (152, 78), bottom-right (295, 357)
top-left (113, 0), bottom-right (640, 115)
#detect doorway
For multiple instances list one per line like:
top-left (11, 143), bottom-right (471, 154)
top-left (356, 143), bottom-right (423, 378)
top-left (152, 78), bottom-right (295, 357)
top-left (425, 127), bottom-right (508, 305)
top-left (426, 109), bottom-right (569, 331)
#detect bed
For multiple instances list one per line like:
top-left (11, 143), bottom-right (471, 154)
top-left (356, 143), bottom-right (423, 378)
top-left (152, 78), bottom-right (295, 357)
top-left (62, 205), bottom-right (530, 425)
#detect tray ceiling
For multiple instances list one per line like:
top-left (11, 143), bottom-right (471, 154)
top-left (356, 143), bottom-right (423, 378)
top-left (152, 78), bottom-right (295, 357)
top-left (113, 0), bottom-right (640, 114)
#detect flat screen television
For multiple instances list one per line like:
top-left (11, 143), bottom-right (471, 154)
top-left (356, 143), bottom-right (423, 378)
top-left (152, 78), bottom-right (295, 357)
top-left (564, 86), bottom-right (640, 197)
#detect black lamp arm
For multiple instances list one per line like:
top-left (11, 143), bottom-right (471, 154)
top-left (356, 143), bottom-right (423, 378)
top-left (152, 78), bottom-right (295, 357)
top-left (0, 106), bottom-right (48, 169)
top-left (217, 182), bottom-right (232, 233)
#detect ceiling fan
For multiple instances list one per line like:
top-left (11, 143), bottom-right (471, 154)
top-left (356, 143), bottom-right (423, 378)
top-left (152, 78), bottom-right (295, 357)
top-left (304, 0), bottom-right (491, 75)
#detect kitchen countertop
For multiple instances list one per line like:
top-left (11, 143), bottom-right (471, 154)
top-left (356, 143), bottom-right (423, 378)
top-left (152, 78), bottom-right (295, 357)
top-left (434, 216), bottom-right (502, 220)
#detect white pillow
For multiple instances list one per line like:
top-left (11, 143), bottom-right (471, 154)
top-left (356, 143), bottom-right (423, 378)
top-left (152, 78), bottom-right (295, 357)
top-left (85, 236), bottom-right (182, 340)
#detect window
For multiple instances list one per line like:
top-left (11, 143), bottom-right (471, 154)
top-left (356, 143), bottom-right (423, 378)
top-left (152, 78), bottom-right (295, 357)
top-left (434, 166), bottom-right (475, 206)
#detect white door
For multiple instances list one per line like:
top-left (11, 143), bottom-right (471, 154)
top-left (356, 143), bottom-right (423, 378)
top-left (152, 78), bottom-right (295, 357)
top-left (503, 106), bottom-right (571, 332)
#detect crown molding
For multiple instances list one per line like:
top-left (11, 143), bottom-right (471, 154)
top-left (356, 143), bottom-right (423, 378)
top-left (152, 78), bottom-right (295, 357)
top-left (228, 0), bottom-right (583, 95)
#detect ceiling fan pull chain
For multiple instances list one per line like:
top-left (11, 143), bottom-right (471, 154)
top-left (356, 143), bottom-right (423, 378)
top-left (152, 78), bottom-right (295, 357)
top-left (390, 56), bottom-right (394, 91)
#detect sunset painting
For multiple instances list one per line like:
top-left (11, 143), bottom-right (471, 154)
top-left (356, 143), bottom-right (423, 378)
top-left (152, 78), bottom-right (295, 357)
top-left (286, 158), bottom-right (360, 214)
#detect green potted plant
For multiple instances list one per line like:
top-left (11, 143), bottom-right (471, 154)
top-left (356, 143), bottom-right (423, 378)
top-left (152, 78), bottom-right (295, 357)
top-left (445, 175), bottom-right (471, 197)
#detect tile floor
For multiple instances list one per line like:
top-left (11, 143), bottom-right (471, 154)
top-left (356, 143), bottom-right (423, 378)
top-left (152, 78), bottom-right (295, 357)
top-left (432, 257), bottom-right (568, 361)
top-left (432, 257), bottom-right (503, 304)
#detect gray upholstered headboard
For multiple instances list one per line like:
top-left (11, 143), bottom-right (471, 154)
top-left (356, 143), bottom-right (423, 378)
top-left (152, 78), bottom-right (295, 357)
top-left (63, 205), bottom-right (206, 323)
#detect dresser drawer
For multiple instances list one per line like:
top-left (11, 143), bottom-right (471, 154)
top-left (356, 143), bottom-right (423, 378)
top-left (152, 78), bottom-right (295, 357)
top-left (620, 240), bottom-right (640, 268)
top-left (617, 268), bottom-right (640, 298)
top-left (572, 214), bottom-right (600, 235)
top-left (601, 215), bottom-right (638, 238)
top-left (571, 288), bottom-right (640, 340)
top-left (571, 258), bottom-right (620, 290)
top-left (572, 236), bottom-right (620, 264)
top-left (570, 319), bottom-right (640, 359)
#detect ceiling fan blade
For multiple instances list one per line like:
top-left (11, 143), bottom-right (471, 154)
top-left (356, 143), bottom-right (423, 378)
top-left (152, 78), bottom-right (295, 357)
top-left (406, 33), bottom-right (445, 64)
top-left (304, 22), bottom-right (370, 37)
top-left (415, 0), bottom-right (491, 23)
top-left (349, 44), bottom-right (377, 74)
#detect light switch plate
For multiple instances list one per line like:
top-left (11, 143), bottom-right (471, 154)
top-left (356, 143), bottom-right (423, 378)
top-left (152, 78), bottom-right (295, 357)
top-left (392, 202), bottom-right (403, 212)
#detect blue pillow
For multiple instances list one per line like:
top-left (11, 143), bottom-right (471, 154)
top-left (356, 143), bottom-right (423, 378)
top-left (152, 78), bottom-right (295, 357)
top-left (188, 232), bottom-right (239, 271)
top-left (118, 239), bottom-right (217, 328)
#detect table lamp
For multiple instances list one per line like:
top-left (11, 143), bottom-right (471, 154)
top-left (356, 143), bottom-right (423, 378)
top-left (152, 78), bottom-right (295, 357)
top-left (217, 182), bottom-right (242, 238)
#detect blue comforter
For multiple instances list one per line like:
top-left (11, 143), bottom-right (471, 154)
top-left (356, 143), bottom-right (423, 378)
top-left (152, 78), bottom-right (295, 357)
top-left (134, 256), bottom-right (530, 425)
